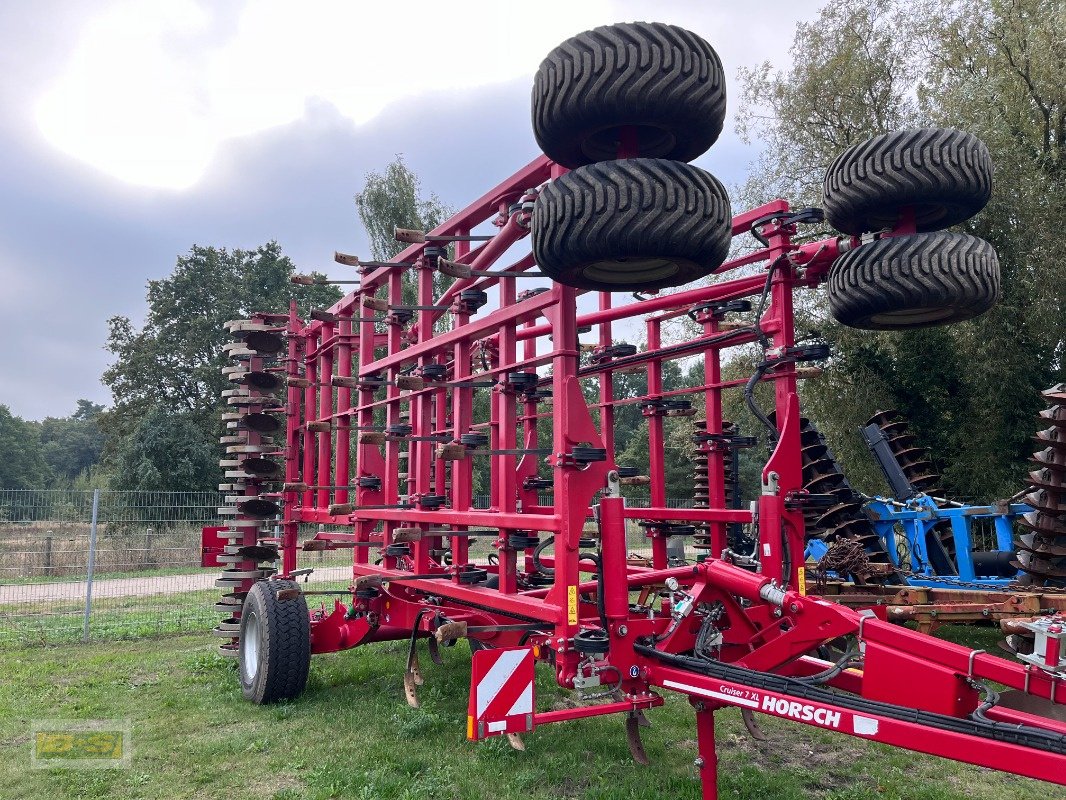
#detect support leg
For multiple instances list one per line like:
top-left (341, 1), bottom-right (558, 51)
top-left (695, 704), bottom-right (720, 800)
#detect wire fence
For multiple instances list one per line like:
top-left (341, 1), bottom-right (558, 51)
top-left (0, 489), bottom-right (704, 648)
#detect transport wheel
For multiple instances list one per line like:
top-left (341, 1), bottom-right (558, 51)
top-left (826, 231), bottom-right (999, 330)
top-left (532, 158), bottom-right (731, 291)
top-left (532, 21), bottom-right (726, 167)
top-left (238, 579), bottom-right (311, 704)
top-left (823, 128), bottom-right (992, 236)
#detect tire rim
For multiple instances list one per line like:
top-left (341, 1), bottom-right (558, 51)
top-left (870, 307), bottom-right (957, 326)
top-left (240, 609), bottom-right (260, 683)
top-left (581, 124), bottom-right (675, 162)
top-left (582, 257), bottom-right (687, 285)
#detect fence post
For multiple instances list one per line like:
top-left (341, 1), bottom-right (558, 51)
top-left (82, 489), bottom-right (100, 643)
top-left (44, 533), bottom-right (53, 576)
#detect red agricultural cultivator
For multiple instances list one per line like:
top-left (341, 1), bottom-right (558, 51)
top-left (209, 22), bottom-right (1066, 798)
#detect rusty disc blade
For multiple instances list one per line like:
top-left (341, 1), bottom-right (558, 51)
top-left (804, 456), bottom-right (841, 476)
top-left (866, 409), bottom-right (899, 427)
top-left (909, 473), bottom-right (942, 490)
top-left (1018, 511), bottom-right (1066, 537)
top-left (899, 459), bottom-right (935, 476)
top-left (1038, 406), bottom-right (1066, 427)
top-left (832, 517), bottom-right (876, 538)
top-left (1041, 384), bottom-right (1066, 404)
top-left (242, 330), bottom-right (285, 355)
top-left (241, 457), bottom-right (282, 477)
top-left (237, 498), bottom-right (282, 518)
top-left (240, 411), bottom-right (281, 434)
top-left (801, 442), bottom-right (831, 462)
top-left (887, 433), bottom-right (918, 450)
top-left (816, 502), bottom-right (863, 528)
top-left (1024, 489), bottom-right (1066, 514)
top-left (1027, 469), bottom-right (1066, 494)
top-left (1015, 552), bottom-right (1066, 578)
top-left (1030, 449), bottom-right (1066, 473)
top-left (1034, 429), bottom-right (1066, 450)
top-left (879, 421), bottom-right (910, 437)
top-left (1015, 533), bottom-right (1066, 556)
top-left (805, 473), bottom-right (849, 493)
top-left (240, 370), bottom-right (284, 392)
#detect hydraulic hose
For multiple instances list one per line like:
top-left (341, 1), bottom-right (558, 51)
top-left (633, 643), bottom-right (1066, 755)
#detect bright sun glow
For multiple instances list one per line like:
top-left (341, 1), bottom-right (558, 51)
top-left (36, 0), bottom-right (610, 190)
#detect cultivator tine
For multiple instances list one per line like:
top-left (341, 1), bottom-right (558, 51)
top-left (436, 256), bottom-right (544, 279)
top-left (741, 707), bottom-right (768, 741)
top-left (404, 648), bottom-right (424, 709)
top-left (625, 713), bottom-right (650, 765)
top-left (426, 634), bottom-right (443, 666)
top-left (394, 226), bottom-right (495, 244)
top-left (506, 733), bottom-right (525, 751)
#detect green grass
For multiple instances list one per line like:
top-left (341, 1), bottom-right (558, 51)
top-left (0, 632), bottom-right (1060, 800)
top-left (0, 590), bottom-right (220, 647)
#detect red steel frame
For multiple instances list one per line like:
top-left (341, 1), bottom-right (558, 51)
top-left (253, 155), bottom-right (1065, 797)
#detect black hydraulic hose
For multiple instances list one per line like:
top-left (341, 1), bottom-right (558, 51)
top-left (581, 551), bottom-right (609, 632)
top-left (633, 644), bottom-right (1066, 755)
top-left (533, 535), bottom-right (555, 576)
top-left (744, 362), bottom-right (777, 440)
top-left (744, 259), bottom-right (782, 441)
top-left (794, 645), bottom-right (861, 685)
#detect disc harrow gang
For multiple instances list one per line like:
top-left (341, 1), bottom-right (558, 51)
top-left (1016, 385), bottom-right (1066, 588)
top-left (793, 415), bottom-right (898, 582)
top-left (865, 409), bottom-right (958, 573)
top-left (203, 20), bottom-right (1066, 799)
top-left (214, 318), bottom-right (283, 656)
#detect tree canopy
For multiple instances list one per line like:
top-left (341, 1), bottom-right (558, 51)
top-left (0, 405), bottom-right (51, 490)
top-left (355, 156), bottom-right (451, 263)
top-left (100, 241), bottom-right (339, 489)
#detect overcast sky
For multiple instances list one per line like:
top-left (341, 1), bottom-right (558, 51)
top-left (0, 0), bottom-right (814, 421)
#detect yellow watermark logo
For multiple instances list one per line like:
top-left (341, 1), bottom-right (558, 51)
top-left (31, 720), bottom-right (131, 769)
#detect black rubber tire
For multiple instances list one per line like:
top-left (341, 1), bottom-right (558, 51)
top-left (532, 22), bottom-right (726, 167)
top-left (827, 232), bottom-right (1000, 330)
top-left (823, 128), bottom-right (992, 236)
top-left (532, 158), bottom-right (731, 291)
top-left (238, 579), bottom-right (311, 704)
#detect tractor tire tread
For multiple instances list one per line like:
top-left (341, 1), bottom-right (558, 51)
top-left (532, 158), bottom-right (731, 291)
top-left (241, 579), bottom-right (310, 704)
top-left (533, 22), bottom-right (726, 166)
top-left (827, 232), bottom-right (1000, 330)
top-left (823, 128), bottom-right (992, 235)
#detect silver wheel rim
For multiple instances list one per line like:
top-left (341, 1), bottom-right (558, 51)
top-left (240, 610), bottom-right (260, 683)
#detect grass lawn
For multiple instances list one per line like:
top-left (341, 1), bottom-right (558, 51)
top-left (0, 590), bottom-right (220, 647)
top-left (0, 628), bottom-right (1061, 800)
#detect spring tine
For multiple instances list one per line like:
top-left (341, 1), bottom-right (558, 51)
top-left (394, 226), bottom-right (496, 244)
top-left (625, 714), bottom-right (650, 765)
top-left (436, 256), bottom-right (543, 279)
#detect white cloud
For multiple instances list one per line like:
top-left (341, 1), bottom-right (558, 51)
top-left (35, 0), bottom-right (611, 189)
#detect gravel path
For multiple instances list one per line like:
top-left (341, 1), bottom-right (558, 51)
top-left (0, 565), bottom-right (353, 604)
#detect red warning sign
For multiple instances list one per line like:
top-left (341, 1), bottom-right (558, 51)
top-left (467, 647), bottom-right (535, 740)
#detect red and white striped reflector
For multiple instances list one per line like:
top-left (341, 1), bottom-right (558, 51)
top-left (467, 647), bottom-right (535, 740)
